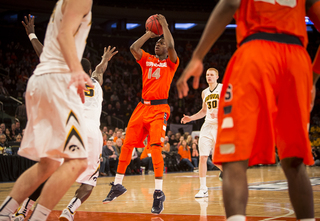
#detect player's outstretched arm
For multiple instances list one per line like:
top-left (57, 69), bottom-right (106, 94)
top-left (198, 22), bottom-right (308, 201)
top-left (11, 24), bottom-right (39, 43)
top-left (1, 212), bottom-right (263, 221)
top-left (92, 46), bottom-right (118, 86)
top-left (22, 14), bottom-right (43, 57)
top-left (176, 0), bottom-right (240, 98)
top-left (157, 14), bottom-right (178, 63)
top-left (181, 91), bottom-right (207, 124)
top-left (307, 0), bottom-right (320, 110)
top-left (130, 31), bottom-right (158, 60)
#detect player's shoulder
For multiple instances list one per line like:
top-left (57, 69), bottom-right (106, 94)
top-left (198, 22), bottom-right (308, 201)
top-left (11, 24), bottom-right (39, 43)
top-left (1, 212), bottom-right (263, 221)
top-left (202, 87), bottom-right (210, 94)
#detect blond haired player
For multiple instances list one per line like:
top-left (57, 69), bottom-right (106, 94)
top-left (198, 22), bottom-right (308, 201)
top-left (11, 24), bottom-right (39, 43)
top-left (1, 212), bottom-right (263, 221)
top-left (181, 68), bottom-right (222, 198)
top-left (0, 0), bottom-right (93, 220)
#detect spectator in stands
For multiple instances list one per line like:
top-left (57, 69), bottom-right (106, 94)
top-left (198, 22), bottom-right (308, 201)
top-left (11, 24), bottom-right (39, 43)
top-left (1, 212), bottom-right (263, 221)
top-left (15, 121), bottom-right (21, 135)
top-left (127, 148), bottom-right (141, 175)
top-left (0, 134), bottom-right (8, 149)
top-left (102, 132), bottom-right (108, 146)
top-left (169, 134), bottom-right (176, 147)
top-left (110, 91), bottom-right (119, 104)
top-left (107, 129), bottom-right (114, 140)
top-left (105, 104), bottom-right (114, 126)
top-left (0, 123), bottom-right (6, 133)
top-left (0, 128), bottom-right (2, 135)
top-left (15, 99), bottom-right (27, 129)
top-left (113, 130), bottom-right (124, 143)
top-left (312, 146), bottom-right (320, 166)
top-left (178, 140), bottom-right (194, 171)
top-left (140, 144), bottom-right (154, 175)
top-left (100, 139), bottom-right (119, 176)
top-left (113, 101), bottom-right (124, 120)
top-left (114, 138), bottom-right (123, 155)
top-left (186, 135), bottom-right (193, 147)
top-left (15, 134), bottom-right (22, 142)
top-left (10, 123), bottom-right (16, 138)
top-left (5, 128), bottom-right (13, 142)
top-left (191, 141), bottom-right (199, 168)
top-left (102, 126), bottom-right (108, 134)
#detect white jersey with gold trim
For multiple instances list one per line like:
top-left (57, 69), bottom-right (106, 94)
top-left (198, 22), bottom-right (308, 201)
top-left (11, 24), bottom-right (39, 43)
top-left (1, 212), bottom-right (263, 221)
top-left (203, 83), bottom-right (223, 124)
top-left (34, 0), bottom-right (92, 75)
top-left (84, 77), bottom-right (102, 127)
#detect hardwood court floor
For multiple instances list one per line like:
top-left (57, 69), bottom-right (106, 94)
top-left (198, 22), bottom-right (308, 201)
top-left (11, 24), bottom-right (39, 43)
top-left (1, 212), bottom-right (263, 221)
top-left (1, 165), bottom-right (320, 220)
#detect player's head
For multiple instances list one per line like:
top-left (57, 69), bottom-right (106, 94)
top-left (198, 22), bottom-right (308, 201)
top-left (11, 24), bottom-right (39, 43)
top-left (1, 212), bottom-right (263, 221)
top-left (155, 37), bottom-right (168, 56)
top-left (81, 58), bottom-right (92, 77)
top-left (206, 68), bottom-right (219, 84)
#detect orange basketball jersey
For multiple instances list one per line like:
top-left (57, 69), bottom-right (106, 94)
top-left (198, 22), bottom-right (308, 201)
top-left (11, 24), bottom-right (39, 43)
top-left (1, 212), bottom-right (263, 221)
top-left (235, 0), bottom-right (308, 47)
top-left (137, 50), bottom-right (179, 100)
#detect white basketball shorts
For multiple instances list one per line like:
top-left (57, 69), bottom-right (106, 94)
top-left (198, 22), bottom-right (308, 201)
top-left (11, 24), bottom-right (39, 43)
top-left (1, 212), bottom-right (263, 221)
top-left (19, 73), bottom-right (88, 161)
top-left (76, 120), bottom-right (103, 186)
top-left (198, 121), bottom-right (218, 156)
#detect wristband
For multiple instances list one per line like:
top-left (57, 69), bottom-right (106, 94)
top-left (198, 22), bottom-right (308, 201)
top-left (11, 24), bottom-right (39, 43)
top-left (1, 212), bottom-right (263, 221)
top-left (28, 33), bottom-right (37, 41)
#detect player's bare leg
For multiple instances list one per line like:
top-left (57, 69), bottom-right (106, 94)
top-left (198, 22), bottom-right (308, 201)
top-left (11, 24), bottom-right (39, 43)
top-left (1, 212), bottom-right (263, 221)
top-left (281, 157), bottom-right (314, 219)
top-left (0, 158), bottom-right (60, 219)
top-left (222, 160), bottom-right (248, 218)
top-left (10, 158), bottom-right (60, 204)
top-left (59, 183), bottom-right (94, 221)
top-left (36, 158), bottom-right (87, 209)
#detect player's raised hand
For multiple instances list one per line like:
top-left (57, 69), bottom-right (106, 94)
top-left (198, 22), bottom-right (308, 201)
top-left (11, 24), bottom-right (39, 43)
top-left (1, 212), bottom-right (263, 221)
top-left (176, 57), bottom-right (203, 98)
top-left (22, 14), bottom-right (35, 35)
top-left (68, 71), bottom-right (93, 103)
top-left (181, 114), bottom-right (192, 124)
top-left (146, 30), bottom-right (160, 38)
top-left (102, 46), bottom-right (118, 62)
top-left (156, 14), bottom-right (168, 27)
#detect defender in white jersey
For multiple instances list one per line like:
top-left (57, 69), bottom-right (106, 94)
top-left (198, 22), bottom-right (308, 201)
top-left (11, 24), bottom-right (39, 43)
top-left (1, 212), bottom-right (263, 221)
top-left (181, 68), bottom-right (223, 198)
top-left (0, 1), bottom-right (93, 221)
top-left (12, 15), bottom-right (118, 221)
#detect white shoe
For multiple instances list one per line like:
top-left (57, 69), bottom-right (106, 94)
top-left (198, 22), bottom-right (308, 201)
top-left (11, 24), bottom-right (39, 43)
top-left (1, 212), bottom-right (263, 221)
top-left (59, 208), bottom-right (74, 221)
top-left (195, 188), bottom-right (208, 198)
top-left (11, 213), bottom-right (25, 221)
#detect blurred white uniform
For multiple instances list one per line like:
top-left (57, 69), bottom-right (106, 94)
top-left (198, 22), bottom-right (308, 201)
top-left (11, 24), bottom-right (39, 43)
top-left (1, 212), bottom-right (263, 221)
top-left (199, 83), bottom-right (223, 156)
top-left (19, 0), bottom-right (92, 161)
top-left (76, 78), bottom-right (103, 186)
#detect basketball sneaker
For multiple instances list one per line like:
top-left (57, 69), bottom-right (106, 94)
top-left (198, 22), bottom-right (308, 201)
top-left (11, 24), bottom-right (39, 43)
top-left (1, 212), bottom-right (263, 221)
top-left (151, 190), bottom-right (165, 214)
top-left (195, 187), bottom-right (208, 198)
top-left (219, 171), bottom-right (223, 181)
top-left (59, 208), bottom-right (75, 221)
top-left (11, 212), bottom-right (26, 221)
top-left (102, 182), bottom-right (127, 204)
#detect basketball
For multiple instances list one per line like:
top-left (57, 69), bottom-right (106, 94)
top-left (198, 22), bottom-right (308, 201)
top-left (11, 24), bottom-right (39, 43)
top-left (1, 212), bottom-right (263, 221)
top-left (145, 15), bottom-right (163, 35)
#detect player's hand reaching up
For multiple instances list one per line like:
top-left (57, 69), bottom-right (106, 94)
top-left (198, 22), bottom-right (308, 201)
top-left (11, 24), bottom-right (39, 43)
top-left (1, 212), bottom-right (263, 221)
top-left (156, 14), bottom-right (168, 27)
top-left (176, 57), bottom-right (203, 98)
top-left (22, 14), bottom-right (35, 35)
top-left (181, 114), bottom-right (192, 124)
top-left (68, 71), bottom-right (93, 103)
top-left (102, 46), bottom-right (118, 62)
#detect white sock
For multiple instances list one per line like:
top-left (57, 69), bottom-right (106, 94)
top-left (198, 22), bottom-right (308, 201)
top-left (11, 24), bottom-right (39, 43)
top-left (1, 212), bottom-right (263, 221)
top-left (199, 177), bottom-right (207, 190)
top-left (29, 204), bottom-right (51, 221)
top-left (227, 215), bottom-right (246, 221)
top-left (67, 197), bottom-right (81, 214)
top-left (0, 196), bottom-right (19, 216)
top-left (17, 198), bottom-right (35, 216)
top-left (299, 219), bottom-right (315, 221)
top-left (114, 174), bottom-right (124, 185)
top-left (155, 179), bottom-right (163, 191)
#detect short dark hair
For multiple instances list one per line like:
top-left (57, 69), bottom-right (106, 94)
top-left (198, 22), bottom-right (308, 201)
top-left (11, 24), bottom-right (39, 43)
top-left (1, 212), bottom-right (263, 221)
top-left (81, 58), bottom-right (92, 76)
